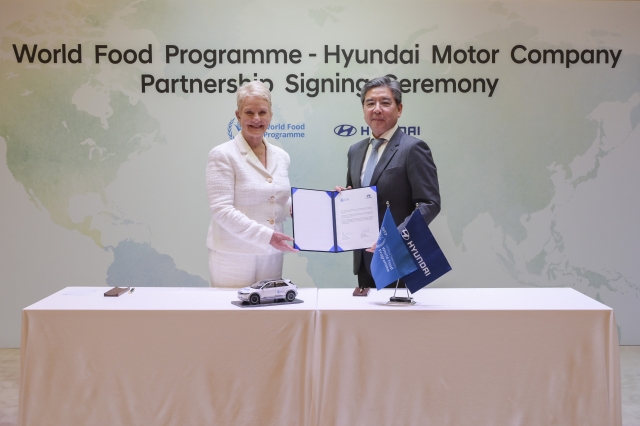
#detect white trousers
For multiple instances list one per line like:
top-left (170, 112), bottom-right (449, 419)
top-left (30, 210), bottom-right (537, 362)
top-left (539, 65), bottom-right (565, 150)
top-left (208, 249), bottom-right (284, 288)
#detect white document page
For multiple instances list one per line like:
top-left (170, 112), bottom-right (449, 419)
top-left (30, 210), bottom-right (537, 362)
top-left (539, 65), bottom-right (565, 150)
top-left (292, 189), bottom-right (336, 251)
top-left (334, 187), bottom-right (379, 251)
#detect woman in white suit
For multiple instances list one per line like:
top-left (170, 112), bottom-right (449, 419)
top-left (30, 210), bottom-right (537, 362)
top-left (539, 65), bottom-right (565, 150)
top-left (206, 81), bottom-right (297, 287)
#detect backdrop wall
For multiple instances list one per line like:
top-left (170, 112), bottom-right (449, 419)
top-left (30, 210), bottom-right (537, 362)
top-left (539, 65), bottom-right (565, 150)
top-left (1, 0), bottom-right (639, 346)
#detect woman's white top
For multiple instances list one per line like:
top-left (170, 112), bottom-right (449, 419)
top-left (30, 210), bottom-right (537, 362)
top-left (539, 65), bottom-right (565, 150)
top-left (206, 133), bottom-right (291, 255)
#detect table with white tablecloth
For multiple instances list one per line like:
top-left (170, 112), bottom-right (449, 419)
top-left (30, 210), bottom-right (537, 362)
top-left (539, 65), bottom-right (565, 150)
top-left (19, 287), bottom-right (318, 426)
top-left (311, 288), bottom-right (621, 426)
top-left (19, 287), bottom-right (621, 426)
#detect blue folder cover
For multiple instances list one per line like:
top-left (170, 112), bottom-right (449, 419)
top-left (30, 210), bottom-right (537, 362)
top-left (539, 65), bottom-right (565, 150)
top-left (291, 186), bottom-right (376, 253)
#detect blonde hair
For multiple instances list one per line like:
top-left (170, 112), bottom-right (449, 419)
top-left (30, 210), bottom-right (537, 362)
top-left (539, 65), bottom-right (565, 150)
top-left (237, 81), bottom-right (272, 111)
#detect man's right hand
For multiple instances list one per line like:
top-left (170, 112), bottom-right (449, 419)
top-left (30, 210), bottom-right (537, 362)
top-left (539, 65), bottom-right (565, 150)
top-left (334, 185), bottom-right (352, 193)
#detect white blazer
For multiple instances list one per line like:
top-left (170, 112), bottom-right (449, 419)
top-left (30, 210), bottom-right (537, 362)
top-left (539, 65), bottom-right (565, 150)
top-left (206, 134), bottom-right (291, 255)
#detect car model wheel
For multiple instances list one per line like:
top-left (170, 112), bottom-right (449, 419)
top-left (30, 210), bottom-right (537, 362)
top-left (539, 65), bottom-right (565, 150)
top-left (249, 293), bottom-right (260, 305)
top-left (285, 291), bottom-right (296, 302)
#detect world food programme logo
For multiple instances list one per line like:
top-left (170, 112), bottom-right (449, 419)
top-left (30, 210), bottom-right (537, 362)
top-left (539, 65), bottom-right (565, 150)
top-left (334, 124), bottom-right (357, 137)
top-left (401, 229), bottom-right (410, 241)
top-left (227, 118), bottom-right (241, 139)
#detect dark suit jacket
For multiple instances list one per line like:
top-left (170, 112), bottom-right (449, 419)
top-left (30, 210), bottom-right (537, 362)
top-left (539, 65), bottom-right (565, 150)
top-left (346, 128), bottom-right (441, 275)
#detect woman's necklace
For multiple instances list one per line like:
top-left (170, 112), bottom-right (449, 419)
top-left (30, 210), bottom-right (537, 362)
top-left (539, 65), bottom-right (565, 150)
top-left (258, 140), bottom-right (267, 168)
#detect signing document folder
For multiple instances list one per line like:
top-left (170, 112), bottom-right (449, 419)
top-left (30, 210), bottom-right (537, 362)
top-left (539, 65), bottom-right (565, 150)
top-left (291, 187), bottom-right (379, 252)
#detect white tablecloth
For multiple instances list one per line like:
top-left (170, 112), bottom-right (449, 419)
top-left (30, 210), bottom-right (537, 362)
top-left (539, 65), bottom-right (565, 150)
top-left (19, 287), bottom-right (621, 426)
top-left (311, 288), bottom-right (621, 426)
top-left (19, 287), bottom-right (318, 426)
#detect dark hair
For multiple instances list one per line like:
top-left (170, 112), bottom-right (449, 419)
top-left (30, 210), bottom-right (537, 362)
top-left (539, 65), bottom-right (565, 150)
top-left (360, 76), bottom-right (402, 106)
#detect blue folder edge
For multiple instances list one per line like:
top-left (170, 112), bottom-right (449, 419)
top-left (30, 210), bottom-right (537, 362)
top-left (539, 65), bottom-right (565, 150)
top-left (330, 191), bottom-right (338, 250)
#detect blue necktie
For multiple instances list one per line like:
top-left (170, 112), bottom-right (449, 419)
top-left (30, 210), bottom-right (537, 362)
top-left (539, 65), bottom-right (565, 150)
top-left (361, 138), bottom-right (384, 187)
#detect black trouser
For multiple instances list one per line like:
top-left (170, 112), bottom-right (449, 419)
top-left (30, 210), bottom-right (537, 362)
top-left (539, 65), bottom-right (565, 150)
top-left (356, 250), bottom-right (406, 289)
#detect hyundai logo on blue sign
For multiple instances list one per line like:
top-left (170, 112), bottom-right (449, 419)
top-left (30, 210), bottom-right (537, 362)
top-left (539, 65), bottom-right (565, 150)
top-left (334, 124), bottom-right (357, 137)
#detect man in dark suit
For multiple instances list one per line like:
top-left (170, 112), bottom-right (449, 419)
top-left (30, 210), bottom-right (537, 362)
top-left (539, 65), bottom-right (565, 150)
top-left (336, 76), bottom-right (441, 288)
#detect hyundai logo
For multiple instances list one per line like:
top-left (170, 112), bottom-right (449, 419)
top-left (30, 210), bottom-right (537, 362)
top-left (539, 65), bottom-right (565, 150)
top-left (334, 124), bottom-right (357, 137)
top-left (401, 229), bottom-right (410, 241)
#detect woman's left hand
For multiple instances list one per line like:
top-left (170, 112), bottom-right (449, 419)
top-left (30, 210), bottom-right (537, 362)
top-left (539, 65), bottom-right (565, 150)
top-left (270, 231), bottom-right (299, 252)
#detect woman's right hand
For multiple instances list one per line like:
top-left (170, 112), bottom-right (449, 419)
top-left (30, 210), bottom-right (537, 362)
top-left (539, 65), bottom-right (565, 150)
top-left (270, 231), bottom-right (298, 252)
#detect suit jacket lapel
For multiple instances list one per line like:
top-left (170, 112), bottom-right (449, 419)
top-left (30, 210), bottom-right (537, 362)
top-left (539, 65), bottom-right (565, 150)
top-left (235, 134), bottom-right (268, 175)
top-left (350, 139), bottom-right (369, 188)
top-left (370, 128), bottom-right (401, 186)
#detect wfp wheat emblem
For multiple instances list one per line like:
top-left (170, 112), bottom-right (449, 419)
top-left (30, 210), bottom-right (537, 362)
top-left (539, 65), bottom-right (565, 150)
top-left (227, 118), bottom-right (241, 139)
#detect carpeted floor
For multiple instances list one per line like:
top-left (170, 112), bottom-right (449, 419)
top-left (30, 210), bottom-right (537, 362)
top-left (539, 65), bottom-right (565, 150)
top-left (0, 349), bottom-right (18, 426)
top-left (2, 347), bottom-right (639, 425)
top-left (621, 346), bottom-right (640, 425)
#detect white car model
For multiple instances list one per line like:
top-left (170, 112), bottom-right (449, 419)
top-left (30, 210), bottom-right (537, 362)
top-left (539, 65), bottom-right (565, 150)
top-left (238, 278), bottom-right (298, 305)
